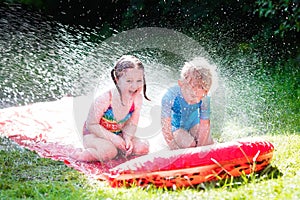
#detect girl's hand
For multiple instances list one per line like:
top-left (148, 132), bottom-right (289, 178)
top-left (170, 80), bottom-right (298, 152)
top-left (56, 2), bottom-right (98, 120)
top-left (111, 135), bottom-right (126, 152)
top-left (124, 135), bottom-right (133, 156)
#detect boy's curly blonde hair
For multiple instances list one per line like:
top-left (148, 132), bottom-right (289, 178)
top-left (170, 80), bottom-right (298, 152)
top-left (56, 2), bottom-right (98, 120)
top-left (180, 58), bottom-right (213, 91)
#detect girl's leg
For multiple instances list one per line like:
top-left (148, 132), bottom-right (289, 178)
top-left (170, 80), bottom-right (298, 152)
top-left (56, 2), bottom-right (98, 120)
top-left (72, 134), bottom-right (118, 162)
top-left (131, 137), bottom-right (149, 156)
top-left (71, 147), bottom-right (99, 161)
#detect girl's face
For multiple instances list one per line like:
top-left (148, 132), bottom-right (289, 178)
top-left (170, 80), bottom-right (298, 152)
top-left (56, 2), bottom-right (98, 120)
top-left (117, 68), bottom-right (144, 99)
top-left (179, 77), bottom-right (208, 104)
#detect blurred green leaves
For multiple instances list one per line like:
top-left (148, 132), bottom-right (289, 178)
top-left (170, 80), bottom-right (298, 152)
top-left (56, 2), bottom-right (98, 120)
top-left (255, 0), bottom-right (300, 36)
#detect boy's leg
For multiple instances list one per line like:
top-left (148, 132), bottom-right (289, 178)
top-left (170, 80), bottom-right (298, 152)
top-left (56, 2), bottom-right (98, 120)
top-left (190, 120), bottom-right (214, 146)
top-left (173, 128), bottom-right (196, 149)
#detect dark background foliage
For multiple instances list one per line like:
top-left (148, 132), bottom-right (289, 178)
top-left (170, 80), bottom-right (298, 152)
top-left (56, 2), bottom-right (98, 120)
top-left (0, 0), bottom-right (298, 71)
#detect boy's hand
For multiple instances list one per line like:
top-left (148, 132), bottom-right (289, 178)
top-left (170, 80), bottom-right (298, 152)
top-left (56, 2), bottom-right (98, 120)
top-left (173, 128), bottom-right (196, 148)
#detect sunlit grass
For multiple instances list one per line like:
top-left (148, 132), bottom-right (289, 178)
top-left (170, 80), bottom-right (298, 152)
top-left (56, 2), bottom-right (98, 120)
top-left (0, 133), bottom-right (299, 199)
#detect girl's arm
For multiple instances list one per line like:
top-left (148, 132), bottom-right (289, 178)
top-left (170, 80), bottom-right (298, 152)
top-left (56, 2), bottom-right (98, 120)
top-left (121, 94), bottom-right (142, 155)
top-left (122, 93), bottom-right (143, 139)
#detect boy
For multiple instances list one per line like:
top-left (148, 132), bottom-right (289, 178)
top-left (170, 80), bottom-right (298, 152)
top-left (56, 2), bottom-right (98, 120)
top-left (161, 58), bottom-right (215, 149)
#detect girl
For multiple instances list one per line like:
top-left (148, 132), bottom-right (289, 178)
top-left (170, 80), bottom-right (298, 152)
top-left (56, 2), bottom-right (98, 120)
top-left (72, 55), bottom-right (150, 162)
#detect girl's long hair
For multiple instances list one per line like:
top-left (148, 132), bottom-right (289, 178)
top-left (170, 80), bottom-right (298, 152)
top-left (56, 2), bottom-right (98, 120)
top-left (111, 55), bottom-right (150, 103)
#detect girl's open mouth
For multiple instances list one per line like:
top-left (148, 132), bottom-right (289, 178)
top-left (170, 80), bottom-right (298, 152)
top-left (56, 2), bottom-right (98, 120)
top-left (129, 90), bottom-right (138, 95)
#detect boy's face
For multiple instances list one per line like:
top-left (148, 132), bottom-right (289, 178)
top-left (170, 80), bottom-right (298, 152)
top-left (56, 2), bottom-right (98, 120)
top-left (178, 76), bottom-right (208, 104)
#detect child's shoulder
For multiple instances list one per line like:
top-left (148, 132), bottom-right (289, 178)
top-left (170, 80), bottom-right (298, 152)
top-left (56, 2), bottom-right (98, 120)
top-left (94, 90), bottom-right (112, 105)
top-left (162, 85), bottom-right (181, 100)
top-left (167, 85), bottom-right (181, 95)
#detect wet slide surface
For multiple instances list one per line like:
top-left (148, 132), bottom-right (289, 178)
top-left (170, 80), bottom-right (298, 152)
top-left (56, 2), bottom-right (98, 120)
top-left (0, 97), bottom-right (274, 187)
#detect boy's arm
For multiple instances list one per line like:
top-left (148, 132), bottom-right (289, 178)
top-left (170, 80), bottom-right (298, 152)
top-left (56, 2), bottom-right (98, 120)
top-left (161, 89), bottom-right (179, 150)
top-left (161, 117), bottom-right (180, 150)
top-left (197, 96), bottom-right (213, 146)
top-left (196, 119), bottom-right (213, 146)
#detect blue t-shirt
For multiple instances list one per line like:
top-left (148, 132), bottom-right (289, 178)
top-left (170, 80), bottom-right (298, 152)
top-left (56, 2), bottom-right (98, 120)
top-left (161, 85), bottom-right (210, 132)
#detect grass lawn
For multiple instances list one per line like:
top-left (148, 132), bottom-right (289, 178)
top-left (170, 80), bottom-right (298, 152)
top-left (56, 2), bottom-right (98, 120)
top-left (0, 133), bottom-right (299, 200)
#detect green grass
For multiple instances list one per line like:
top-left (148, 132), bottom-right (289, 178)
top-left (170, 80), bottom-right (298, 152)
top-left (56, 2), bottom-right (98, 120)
top-left (0, 133), bottom-right (299, 200)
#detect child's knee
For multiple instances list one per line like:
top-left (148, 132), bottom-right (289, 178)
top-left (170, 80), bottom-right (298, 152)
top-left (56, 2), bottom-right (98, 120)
top-left (97, 145), bottom-right (118, 161)
top-left (173, 129), bottom-right (196, 148)
top-left (134, 139), bottom-right (149, 155)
